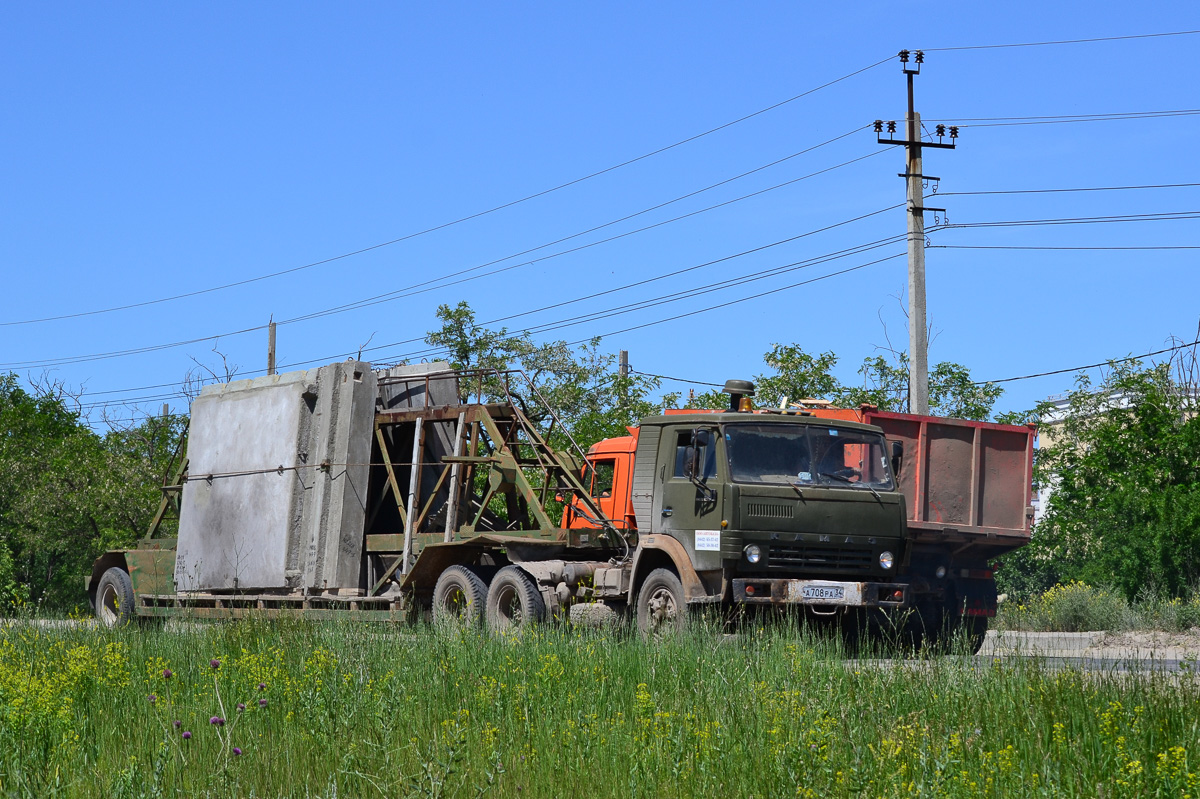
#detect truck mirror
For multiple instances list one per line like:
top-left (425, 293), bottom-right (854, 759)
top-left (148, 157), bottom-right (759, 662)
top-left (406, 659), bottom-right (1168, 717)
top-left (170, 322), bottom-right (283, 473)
top-left (682, 446), bottom-right (697, 479)
top-left (890, 440), bottom-right (904, 477)
top-left (689, 429), bottom-right (711, 483)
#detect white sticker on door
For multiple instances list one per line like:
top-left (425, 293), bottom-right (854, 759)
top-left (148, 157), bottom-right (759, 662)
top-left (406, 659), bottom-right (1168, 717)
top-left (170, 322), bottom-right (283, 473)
top-left (695, 529), bottom-right (721, 552)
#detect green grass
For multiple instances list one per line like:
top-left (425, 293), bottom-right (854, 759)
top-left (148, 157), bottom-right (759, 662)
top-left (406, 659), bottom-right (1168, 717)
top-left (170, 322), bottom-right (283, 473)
top-left (1, 617), bottom-right (1198, 798)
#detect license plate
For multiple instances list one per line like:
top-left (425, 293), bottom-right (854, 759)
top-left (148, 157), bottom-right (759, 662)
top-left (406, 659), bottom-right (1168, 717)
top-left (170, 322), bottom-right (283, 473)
top-left (801, 584), bottom-right (845, 600)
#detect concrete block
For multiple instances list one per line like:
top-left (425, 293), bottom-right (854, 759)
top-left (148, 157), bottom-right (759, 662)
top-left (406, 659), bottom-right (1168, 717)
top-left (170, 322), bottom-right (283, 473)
top-left (176, 360), bottom-right (378, 593)
top-left (300, 361), bottom-right (377, 590)
top-left (176, 369), bottom-right (317, 591)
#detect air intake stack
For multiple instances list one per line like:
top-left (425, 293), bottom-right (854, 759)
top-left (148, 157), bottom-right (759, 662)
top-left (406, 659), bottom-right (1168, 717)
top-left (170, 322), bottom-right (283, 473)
top-left (723, 379), bottom-right (756, 413)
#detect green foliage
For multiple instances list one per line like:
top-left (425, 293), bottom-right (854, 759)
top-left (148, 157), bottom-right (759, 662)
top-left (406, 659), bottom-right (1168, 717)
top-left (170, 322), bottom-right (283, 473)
top-left (424, 301), bottom-right (663, 453)
top-left (660, 388), bottom-right (726, 410)
top-left (752, 345), bottom-right (841, 408)
top-left (751, 344), bottom-right (1003, 420)
top-left (1024, 356), bottom-right (1200, 601)
top-left (0, 373), bottom-right (184, 610)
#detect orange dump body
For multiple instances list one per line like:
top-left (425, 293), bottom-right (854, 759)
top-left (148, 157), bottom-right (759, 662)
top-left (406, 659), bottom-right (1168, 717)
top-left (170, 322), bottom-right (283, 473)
top-left (562, 427), bottom-right (638, 532)
top-left (805, 406), bottom-right (1037, 542)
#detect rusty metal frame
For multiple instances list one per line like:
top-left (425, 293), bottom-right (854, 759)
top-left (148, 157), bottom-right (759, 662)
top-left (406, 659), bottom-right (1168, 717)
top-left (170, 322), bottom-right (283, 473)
top-left (145, 422), bottom-right (190, 540)
top-left (367, 396), bottom-right (620, 596)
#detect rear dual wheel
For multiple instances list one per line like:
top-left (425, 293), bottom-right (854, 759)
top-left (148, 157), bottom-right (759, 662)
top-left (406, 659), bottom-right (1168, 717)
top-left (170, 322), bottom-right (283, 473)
top-left (431, 566), bottom-right (488, 628)
top-left (485, 566), bottom-right (546, 633)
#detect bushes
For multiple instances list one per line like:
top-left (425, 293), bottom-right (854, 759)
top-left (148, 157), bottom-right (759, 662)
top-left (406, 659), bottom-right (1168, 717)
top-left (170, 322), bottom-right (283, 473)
top-left (998, 581), bottom-right (1200, 632)
top-left (1026, 354), bottom-right (1200, 602)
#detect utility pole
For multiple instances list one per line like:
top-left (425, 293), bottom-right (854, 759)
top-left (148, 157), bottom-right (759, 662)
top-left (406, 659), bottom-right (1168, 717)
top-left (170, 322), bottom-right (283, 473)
top-left (267, 318), bottom-right (277, 376)
top-left (875, 50), bottom-right (957, 415)
top-left (618, 349), bottom-right (629, 406)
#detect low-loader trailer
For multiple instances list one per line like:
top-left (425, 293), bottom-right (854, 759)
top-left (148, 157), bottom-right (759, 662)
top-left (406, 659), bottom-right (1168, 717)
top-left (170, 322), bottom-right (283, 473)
top-left (88, 364), bottom-right (1034, 647)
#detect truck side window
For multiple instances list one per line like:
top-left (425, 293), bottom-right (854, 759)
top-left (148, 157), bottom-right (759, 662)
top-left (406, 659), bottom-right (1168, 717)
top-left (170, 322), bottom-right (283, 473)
top-left (590, 459), bottom-right (615, 498)
top-left (673, 432), bottom-right (716, 479)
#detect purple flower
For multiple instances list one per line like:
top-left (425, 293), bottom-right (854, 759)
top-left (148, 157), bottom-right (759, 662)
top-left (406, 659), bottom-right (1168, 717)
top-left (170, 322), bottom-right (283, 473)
top-left (236, 703), bottom-right (245, 713)
top-left (210, 716), bottom-right (225, 726)
top-left (173, 720), bottom-right (182, 729)
top-left (232, 747), bottom-right (242, 756)
top-left (148, 694), bottom-right (157, 705)
top-left (257, 682), bottom-right (266, 691)
top-left (210, 659), bottom-right (221, 670)
top-left (258, 698), bottom-right (268, 708)
top-left (182, 731), bottom-right (192, 740)
top-left (162, 669), bottom-right (173, 679)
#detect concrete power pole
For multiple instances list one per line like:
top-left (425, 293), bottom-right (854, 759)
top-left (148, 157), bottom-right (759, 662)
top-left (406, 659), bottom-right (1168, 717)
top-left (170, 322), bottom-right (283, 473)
top-left (618, 350), bottom-right (629, 406)
top-left (267, 319), bottom-right (277, 376)
top-left (875, 50), bottom-right (956, 415)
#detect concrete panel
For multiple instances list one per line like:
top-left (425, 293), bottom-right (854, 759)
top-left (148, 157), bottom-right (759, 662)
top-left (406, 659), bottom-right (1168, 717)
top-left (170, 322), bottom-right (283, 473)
top-left (176, 370), bottom-right (316, 591)
top-left (376, 362), bottom-right (462, 533)
top-left (299, 361), bottom-right (376, 591)
top-left (377, 361), bottom-right (459, 411)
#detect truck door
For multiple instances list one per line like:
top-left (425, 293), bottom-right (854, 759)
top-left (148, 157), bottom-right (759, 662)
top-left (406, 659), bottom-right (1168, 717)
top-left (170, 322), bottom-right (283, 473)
top-left (657, 427), bottom-right (724, 570)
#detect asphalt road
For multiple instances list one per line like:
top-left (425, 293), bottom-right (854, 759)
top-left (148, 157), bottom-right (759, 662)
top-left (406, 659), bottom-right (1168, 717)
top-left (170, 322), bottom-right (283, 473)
top-left (976, 630), bottom-right (1200, 674)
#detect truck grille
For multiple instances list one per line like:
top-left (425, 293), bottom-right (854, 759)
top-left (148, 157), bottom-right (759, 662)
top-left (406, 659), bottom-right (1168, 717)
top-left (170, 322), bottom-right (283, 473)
top-left (746, 502), bottom-right (793, 519)
top-left (768, 544), bottom-right (874, 572)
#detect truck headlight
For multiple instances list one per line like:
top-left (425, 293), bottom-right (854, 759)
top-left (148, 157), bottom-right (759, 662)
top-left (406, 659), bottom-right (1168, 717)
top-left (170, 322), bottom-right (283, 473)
top-left (744, 544), bottom-right (762, 564)
top-left (879, 551), bottom-right (894, 570)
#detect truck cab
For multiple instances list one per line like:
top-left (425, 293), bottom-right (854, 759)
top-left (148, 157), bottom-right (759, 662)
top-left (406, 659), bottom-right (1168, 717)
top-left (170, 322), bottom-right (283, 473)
top-left (565, 384), bottom-right (913, 633)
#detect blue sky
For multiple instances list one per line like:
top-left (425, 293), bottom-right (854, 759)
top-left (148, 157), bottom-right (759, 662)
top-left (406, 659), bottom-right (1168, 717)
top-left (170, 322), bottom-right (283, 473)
top-left (1, 3), bottom-right (1197, 424)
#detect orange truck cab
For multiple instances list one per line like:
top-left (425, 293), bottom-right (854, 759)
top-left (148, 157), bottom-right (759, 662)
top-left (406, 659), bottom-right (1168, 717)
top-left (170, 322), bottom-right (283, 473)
top-left (562, 427), bottom-right (638, 533)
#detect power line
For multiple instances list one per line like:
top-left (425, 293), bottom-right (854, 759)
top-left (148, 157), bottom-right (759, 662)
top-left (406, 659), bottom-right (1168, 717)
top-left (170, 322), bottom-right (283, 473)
top-left (79, 238), bottom-right (908, 409)
top-left (932, 245), bottom-right (1200, 251)
top-left (87, 331), bottom-right (1200, 416)
top-left (319, 237), bottom-right (907, 367)
top-left (936, 182), bottom-right (1200, 196)
top-left (280, 148), bottom-right (887, 325)
top-left (923, 29), bottom-right (1200, 52)
top-left (3, 172), bottom-right (896, 371)
top-left (939, 211), bottom-right (1200, 230)
top-left (628, 370), bottom-right (725, 388)
top-left (561, 256), bottom-right (902, 347)
top-left (2, 60), bottom-right (892, 328)
top-left (979, 339), bottom-right (1200, 385)
top-left (931, 110), bottom-right (1200, 128)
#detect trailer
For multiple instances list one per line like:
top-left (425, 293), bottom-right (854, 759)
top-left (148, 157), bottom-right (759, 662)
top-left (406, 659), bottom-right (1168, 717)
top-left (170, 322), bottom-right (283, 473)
top-left (89, 364), bottom-right (1034, 649)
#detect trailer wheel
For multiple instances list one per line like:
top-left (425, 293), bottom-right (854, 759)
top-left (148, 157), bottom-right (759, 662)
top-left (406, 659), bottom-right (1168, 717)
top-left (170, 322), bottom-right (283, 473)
top-left (95, 567), bottom-right (135, 628)
top-left (485, 566), bottom-right (545, 634)
top-left (432, 566), bottom-right (489, 628)
top-left (636, 568), bottom-right (686, 638)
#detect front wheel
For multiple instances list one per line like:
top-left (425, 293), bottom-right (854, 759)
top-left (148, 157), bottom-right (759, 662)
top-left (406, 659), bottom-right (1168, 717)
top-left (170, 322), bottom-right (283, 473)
top-left (95, 567), bottom-right (135, 628)
top-left (485, 566), bottom-right (546, 634)
top-left (636, 568), bottom-right (687, 638)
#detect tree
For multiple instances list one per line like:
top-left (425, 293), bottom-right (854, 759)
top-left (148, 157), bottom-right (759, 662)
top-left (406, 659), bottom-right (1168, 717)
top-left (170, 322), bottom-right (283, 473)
top-left (750, 344), bottom-right (1003, 421)
top-left (0, 374), bottom-right (184, 610)
top-left (423, 302), bottom-right (662, 453)
top-left (1018, 345), bottom-right (1200, 600)
top-left (753, 345), bottom-right (841, 409)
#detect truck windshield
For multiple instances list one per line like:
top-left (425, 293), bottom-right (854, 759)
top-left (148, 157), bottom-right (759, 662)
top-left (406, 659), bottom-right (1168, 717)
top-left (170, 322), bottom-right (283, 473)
top-left (724, 423), bottom-right (895, 490)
